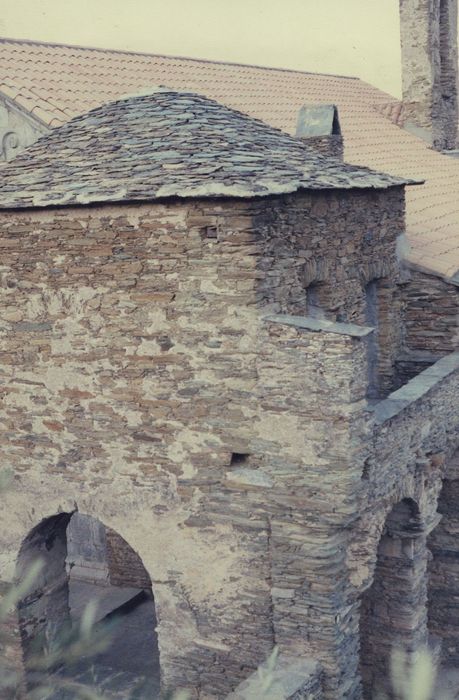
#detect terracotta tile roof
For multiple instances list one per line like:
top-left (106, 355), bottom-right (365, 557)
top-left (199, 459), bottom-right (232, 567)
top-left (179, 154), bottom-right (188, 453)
top-left (1, 37), bottom-right (459, 281)
top-left (0, 89), bottom-right (414, 209)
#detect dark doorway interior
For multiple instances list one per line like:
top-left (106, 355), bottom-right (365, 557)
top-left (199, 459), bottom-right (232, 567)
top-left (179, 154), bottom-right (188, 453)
top-left (16, 513), bottom-right (160, 699)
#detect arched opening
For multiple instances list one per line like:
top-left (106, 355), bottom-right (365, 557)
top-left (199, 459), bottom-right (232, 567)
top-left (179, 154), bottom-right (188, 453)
top-left (16, 512), bottom-right (160, 698)
top-left (359, 499), bottom-right (428, 698)
top-left (428, 456), bottom-right (459, 692)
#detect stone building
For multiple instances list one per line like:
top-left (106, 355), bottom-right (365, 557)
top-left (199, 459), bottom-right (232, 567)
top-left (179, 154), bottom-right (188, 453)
top-left (0, 84), bottom-right (458, 700)
top-left (0, 0), bottom-right (458, 384)
top-left (0, 3), bottom-right (458, 700)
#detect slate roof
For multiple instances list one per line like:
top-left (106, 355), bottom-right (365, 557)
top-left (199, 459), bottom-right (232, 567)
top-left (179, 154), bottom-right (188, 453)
top-left (1, 37), bottom-right (459, 280)
top-left (0, 88), bottom-right (414, 208)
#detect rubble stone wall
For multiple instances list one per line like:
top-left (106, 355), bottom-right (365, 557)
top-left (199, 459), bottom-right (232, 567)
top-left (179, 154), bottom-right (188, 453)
top-left (398, 268), bottom-right (459, 382)
top-left (427, 450), bottom-right (459, 665)
top-left (249, 187), bottom-right (405, 395)
top-left (300, 135), bottom-right (344, 161)
top-left (106, 528), bottom-right (152, 589)
top-left (256, 317), bottom-right (369, 699)
top-left (354, 353), bottom-right (459, 582)
top-left (400, 0), bottom-right (458, 150)
top-left (0, 198), bottom-right (273, 697)
top-left (346, 353), bottom-right (459, 697)
top-left (0, 185), bottom-right (421, 699)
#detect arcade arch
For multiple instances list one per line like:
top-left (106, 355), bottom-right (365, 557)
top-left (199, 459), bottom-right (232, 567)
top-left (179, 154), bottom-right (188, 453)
top-left (16, 512), bottom-right (160, 698)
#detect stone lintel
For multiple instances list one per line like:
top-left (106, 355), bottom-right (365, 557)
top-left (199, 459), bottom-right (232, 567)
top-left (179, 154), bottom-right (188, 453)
top-left (264, 314), bottom-right (374, 338)
top-left (372, 351), bottom-right (459, 424)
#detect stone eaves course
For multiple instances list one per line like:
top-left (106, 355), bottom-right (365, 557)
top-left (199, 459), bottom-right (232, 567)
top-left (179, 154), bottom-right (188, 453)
top-left (0, 89), bottom-right (416, 209)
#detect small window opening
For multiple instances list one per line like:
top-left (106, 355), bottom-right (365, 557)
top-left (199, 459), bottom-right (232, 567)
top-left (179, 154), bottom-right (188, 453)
top-left (230, 453), bottom-right (250, 467)
top-left (362, 459), bottom-right (371, 480)
top-left (203, 226), bottom-right (218, 239)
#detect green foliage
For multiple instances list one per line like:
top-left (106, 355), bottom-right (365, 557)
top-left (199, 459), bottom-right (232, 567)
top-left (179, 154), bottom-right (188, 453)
top-left (1, 584), bottom-right (456, 700)
top-left (255, 646), bottom-right (278, 697)
top-left (390, 648), bottom-right (436, 700)
top-left (0, 468), bottom-right (13, 492)
top-left (0, 560), bottom-right (44, 622)
top-left (0, 560), bottom-right (112, 699)
top-left (383, 647), bottom-right (453, 700)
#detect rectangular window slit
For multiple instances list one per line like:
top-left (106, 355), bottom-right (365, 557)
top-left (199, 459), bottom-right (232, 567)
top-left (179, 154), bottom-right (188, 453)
top-left (230, 453), bottom-right (250, 467)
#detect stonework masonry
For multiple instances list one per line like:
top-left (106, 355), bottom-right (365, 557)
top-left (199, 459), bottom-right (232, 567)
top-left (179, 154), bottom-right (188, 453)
top-left (428, 451), bottom-right (459, 665)
top-left (106, 527), bottom-right (152, 589)
top-left (350, 353), bottom-right (459, 695)
top-left (400, 0), bottom-right (458, 150)
top-left (0, 188), bottom-right (401, 697)
top-left (399, 268), bottom-right (459, 381)
top-left (298, 135), bottom-right (344, 161)
top-left (0, 183), bottom-right (457, 699)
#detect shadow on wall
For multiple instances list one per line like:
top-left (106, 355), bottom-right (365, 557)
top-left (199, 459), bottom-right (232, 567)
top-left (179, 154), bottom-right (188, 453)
top-left (15, 512), bottom-right (160, 699)
top-left (359, 498), bottom-right (427, 699)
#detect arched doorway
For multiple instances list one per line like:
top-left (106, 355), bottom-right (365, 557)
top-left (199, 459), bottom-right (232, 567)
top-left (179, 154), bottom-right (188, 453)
top-left (359, 499), bottom-right (428, 698)
top-left (16, 512), bottom-right (160, 698)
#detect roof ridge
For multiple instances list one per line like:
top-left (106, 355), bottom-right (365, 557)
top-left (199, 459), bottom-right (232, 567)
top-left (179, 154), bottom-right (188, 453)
top-left (0, 35), bottom-right (362, 82)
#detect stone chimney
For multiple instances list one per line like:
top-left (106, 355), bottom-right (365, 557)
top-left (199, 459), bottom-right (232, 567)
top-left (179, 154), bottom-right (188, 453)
top-left (400, 0), bottom-right (458, 151)
top-left (295, 104), bottom-right (344, 160)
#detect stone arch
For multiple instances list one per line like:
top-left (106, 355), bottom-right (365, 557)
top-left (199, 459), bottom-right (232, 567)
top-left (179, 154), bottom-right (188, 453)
top-left (16, 511), bottom-right (160, 698)
top-left (428, 449), bottom-right (459, 667)
top-left (359, 498), bottom-right (428, 698)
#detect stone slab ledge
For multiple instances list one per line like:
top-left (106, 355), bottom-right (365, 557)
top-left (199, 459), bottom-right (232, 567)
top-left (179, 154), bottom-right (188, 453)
top-left (264, 314), bottom-right (374, 338)
top-left (371, 351), bottom-right (459, 425)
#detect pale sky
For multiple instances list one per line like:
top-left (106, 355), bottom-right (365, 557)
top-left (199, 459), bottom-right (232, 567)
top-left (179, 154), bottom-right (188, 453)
top-left (2, 0), bottom-right (403, 97)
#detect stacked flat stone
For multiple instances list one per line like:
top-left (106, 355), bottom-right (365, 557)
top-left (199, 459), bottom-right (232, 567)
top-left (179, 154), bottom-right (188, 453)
top-left (0, 88), bottom-right (415, 209)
